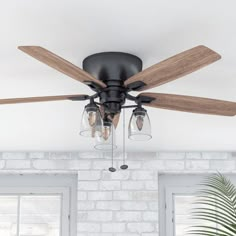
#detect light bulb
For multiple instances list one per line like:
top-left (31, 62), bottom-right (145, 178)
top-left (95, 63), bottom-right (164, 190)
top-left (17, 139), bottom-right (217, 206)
top-left (80, 104), bottom-right (102, 138)
top-left (88, 111), bottom-right (97, 127)
top-left (136, 115), bottom-right (144, 131)
top-left (103, 125), bottom-right (111, 141)
top-left (128, 107), bottom-right (152, 141)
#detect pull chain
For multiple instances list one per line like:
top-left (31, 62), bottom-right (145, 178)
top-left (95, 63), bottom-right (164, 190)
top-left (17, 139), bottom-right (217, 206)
top-left (109, 124), bottom-right (116, 172)
top-left (120, 109), bottom-right (128, 170)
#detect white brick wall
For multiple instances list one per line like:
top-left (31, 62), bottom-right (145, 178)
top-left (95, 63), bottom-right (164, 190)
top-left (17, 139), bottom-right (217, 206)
top-left (0, 151), bottom-right (235, 235)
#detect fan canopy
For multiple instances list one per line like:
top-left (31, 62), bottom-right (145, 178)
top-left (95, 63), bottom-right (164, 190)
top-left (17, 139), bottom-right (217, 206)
top-left (83, 52), bottom-right (143, 83)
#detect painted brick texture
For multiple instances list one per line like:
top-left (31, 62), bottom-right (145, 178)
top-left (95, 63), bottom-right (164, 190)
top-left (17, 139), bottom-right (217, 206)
top-left (0, 151), bottom-right (234, 235)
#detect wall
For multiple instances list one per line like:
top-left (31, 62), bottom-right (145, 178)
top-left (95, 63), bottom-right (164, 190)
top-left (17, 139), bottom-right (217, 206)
top-left (0, 151), bottom-right (235, 236)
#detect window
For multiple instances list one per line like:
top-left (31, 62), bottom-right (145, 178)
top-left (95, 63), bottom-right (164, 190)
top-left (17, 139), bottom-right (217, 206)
top-left (159, 174), bottom-right (236, 236)
top-left (0, 175), bottom-right (77, 236)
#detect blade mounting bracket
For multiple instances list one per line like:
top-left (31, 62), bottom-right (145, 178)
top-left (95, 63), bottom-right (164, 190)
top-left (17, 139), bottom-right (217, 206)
top-left (137, 95), bottom-right (156, 104)
top-left (68, 95), bottom-right (90, 101)
top-left (126, 81), bottom-right (147, 91)
top-left (84, 81), bottom-right (104, 92)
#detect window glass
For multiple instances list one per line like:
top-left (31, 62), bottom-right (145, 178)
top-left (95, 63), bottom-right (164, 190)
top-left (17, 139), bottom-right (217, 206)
top-left (19, 195), bottom-right (61, 236)
top-left (0, 195), bottom-right (61, 236)
top-left (0, 196), bottom-right (18, 236)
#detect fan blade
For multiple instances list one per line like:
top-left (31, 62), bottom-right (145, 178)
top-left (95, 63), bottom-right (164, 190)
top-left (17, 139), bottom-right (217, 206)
top-left (18, 46), bottom-right (106, 88)
top-left (0, 94), bottom-right (87, 105)
top-left (125, 45), bottom-right (221, 91)
top-left (99, 106), bottom-right (120, 128)
top-left (139, 93), bottom-right (236, 116)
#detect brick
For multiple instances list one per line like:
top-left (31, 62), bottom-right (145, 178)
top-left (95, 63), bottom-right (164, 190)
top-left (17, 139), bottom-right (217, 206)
top-left (158, 152), bottom-right (185, 159)
top-left (202, 152), bottom-right (230, 160)
top-left (5, 160), bottom-right (31, 169)
top-left (28, 152), bottom-right (46, 159)
top-left (113, 191), bottom-right (133, 200)
top-left (102, 171), bottom-right (130, 180)
top-left (93, 160), bottom-right (117, 169)
top-left (33, 159), bottom-right (91, 170)
top-left (77, 211), bottom-right (88, 221)
top-left (0, 160), bottom-right (5, 169)
top-left (78, 171), bottom-right (101, 180)
top-left (87, 211), bottom-right (112, 221)
top-left (78, 181), bottom-right (99, 190)
top-left (77, 192), bottom-right (87, 201)
top-left (148, 202), bottom-right (159, 211)
top-left (127, 152), bottom-right (157, 160)
top-left (100, 181), bottom-right (121, 190)
top-left (49, 152), bottom-right (71, 159)
top-left (77, 223), bottom-right (100, 232)
top-left (127, 223), bottom-right (155, 233)
top-left (145, 181), bottom-right (158, 190)
top-left (88, 192), bottom-right (113, 201)
top-left (68, 160), bottom-right (91, 170)
top-left (210, 160), bottom-right (235, 171)
top-left (143, 160), bottom-right (165, 170)
top-left (116, 212), bottom-right (142, 221)
top-left (133, 191), bottom-right (158, 201)
top-left (96, 201), bottom-right (120, 210)
top-left (164, 160), bottom-right (185, 170)
top-left (77, 201), bottom-right (95, 210)
top-left (131, 171), bottom-right (156, 180)
top-left (102, 223), bottom-right (126, 233)
top-left (186, 152), bottom-right (202, 159)
top-left (143, 212), bottom-right (159, 221)
top-left (186, 160), bottom-right (209, 170)
top-left (122, 201), bottom-right (147, 210)
top-left (2, 152), bottom-right (27, 160)
top-left (122, 181), bottom-right (144, 190)
top-left (88, 234), bottom-right (112, 236)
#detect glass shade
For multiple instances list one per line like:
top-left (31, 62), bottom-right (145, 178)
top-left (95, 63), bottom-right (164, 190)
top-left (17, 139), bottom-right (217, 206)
top-left (128, 108), bottom-right (152, 141)
top-left (80, 106), bottom-right (102, 137)
top-left (94, 121), bottom-right (117, 150)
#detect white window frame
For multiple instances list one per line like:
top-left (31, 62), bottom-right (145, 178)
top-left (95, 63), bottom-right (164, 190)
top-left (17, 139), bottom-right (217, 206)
top-left (159, 174), bottom-right (236, 236)
top-left (0, 174), bottom-right (77, 236)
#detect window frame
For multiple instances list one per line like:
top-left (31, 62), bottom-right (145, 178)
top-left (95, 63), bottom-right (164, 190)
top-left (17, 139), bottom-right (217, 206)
top-left (159, 174), bottom-right (236, 236)
top-left (0, 174), bottom-right (77, 236)
top-left (159, 174), bottom-right (207, 236)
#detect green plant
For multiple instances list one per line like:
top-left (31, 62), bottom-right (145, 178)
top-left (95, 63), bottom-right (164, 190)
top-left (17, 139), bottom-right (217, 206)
top-left (190, 173), bottom-right (236, 236)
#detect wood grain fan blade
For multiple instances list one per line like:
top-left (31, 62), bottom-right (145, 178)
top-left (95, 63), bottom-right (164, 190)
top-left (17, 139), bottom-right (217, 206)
top-left (125, 45), bottom-right (221, 91)
top-left (18, 46), bottom-right (106, 88)
top-left (0, 94), bottom-right (86, 105)
top-left (140, 93), bottom-right (236, 116)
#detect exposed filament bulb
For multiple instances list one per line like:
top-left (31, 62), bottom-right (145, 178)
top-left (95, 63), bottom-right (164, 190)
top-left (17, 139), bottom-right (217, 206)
top-left (136, 115), bottom-right (144, 131)
top-left (88, 111), bottom-right (97, 127)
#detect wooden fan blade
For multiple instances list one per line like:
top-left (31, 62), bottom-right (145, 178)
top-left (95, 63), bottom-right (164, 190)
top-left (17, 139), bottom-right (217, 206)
top-left (18, 46), bottom-right (106, 88)
top-left (0, 94), bottom-right (87, 105)
top-left (99, 106), bottom-right (120, 128)
top-left (140, 93), bottom-right (236, 116)
top-left (125, 45), bottom-right (221, 91)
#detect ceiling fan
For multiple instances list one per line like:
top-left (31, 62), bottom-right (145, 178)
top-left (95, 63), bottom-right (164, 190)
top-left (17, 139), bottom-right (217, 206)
top-left (2, 45), bottom-right (236, 170)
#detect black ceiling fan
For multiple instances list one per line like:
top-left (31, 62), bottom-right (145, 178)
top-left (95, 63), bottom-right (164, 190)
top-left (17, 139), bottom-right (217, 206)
top-left (3, 45), bottom-right (235, 171)
top-left (2, 45), bottom-right (235, 121)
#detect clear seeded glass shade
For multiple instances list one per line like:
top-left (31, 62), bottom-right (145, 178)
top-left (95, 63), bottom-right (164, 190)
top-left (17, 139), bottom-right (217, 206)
top-left (94, 123), bottom-right (117, 150)
top-left (128, 109), bottom-right (152, 141)
top-left (80, 107), bottom-right (102, 137)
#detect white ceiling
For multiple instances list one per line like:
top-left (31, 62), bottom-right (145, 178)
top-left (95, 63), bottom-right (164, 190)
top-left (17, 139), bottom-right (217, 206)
top-left (1, 0), bottom-right (236, 151)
